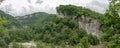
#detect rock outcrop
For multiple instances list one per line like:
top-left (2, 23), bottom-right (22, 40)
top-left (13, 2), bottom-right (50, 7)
top-left (78, 16), bottom-right (102, 37)
top-left (58, 12), bottom-right (102, 37)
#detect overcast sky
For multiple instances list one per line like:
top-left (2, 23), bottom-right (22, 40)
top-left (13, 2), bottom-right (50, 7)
top-left (0, 0), bottom-right (109, 16)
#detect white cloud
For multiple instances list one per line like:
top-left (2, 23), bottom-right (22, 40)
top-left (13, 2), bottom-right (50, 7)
top-left (86, 0), bottom-right (109, 13)
top-left (0, 0), bottom-right (109, 16)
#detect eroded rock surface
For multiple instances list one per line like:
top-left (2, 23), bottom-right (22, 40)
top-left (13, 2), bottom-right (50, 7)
top-left (78, 16), bottom-right (102, 37)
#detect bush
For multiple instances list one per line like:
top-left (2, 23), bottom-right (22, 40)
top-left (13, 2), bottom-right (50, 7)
top-left (88, 34), bottom-right (99, 45)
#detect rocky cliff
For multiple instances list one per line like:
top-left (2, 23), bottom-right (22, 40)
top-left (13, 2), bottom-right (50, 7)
top-left (78, 16), bottom-right (102, 37)
top-left (58, 13), bottom-right (102, 37)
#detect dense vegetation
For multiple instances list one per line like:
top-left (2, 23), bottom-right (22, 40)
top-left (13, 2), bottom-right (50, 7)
top-left (0, 0), bottom-right (120, 48)
top-left (0, 10), bottom-right (22, 29)
top-left (0, 8), bottom-right (100, 48)
top-left (16, 12), bottom-right (54, 26)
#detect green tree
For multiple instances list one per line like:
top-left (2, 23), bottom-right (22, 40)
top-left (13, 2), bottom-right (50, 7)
top-left (105, 0), bottom-right (120, 17)
top-left (0, 18), bottom-right (8, 48)
top-left (88, 34), bottom-right (99, 45)
top-left (80, 37), bottom-right (90, 48)
top-left (106, 34), bottom-right (120, 48)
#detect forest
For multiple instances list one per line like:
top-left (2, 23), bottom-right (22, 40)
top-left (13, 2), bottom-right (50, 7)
top-left (0, 0), bottom-right (120, 48)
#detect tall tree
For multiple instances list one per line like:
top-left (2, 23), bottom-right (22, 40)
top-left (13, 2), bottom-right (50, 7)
top-left (105, 0), bottom-right (120, 17)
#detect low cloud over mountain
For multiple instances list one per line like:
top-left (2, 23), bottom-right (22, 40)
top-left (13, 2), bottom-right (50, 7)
top-left (0, 0), bottom-right (109, 16)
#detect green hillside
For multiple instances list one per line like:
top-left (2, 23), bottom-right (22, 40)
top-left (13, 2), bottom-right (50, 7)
top-left (16, 12), bottom-right (55, 26)
top-left (0, 10), bottom-right (22, 29)
top-left (0, 0), bottom-right (120, 48)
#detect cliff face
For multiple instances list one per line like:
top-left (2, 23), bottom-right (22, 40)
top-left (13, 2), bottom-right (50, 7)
top-left (57, 12), bottom-right (102, 37)
top-left (57, 12), bottom-right (66, 18)
top-left (78, 16), bottom-right (102, 37)
top-left (57, 11), bottom-right (102, 37)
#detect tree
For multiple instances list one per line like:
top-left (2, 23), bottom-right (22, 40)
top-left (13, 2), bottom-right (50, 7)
top-left (106, 34), bottom-right (120, 48)
top-left (0, 18), bottom-right (8, 48)
top-left (80, 37), bottom-right (90, 48)
top-left (105, 0), bottom-right (120, 17)
top-left (88, 34), bottom-right (99, 45)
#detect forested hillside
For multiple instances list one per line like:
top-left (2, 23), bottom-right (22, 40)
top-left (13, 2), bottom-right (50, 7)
top-left (0, 0), bottom-right (120, 48)
top-left (16, 12), bottom-right (55, 26)
top-left (0, 10), bottom-right (22, 29)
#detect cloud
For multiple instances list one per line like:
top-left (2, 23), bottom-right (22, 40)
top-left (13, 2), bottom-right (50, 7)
top-left (0, 0), bottom-right (109, 16)
top-left (86, 0), bottom-right (109, 13)
top-left (36, 0), bottom-right (43, 4)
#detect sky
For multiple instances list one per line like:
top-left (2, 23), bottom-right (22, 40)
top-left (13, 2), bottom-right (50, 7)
top-left (0, 0), bottom-right (109, 16)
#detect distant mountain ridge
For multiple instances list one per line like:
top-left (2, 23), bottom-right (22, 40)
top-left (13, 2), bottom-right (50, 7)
top-left (16, 12), bottom-right (55, 26)
top-left (0, 9), bottom-right (56, 29)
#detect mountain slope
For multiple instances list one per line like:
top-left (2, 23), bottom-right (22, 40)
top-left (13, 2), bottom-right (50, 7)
top-left (0, 10), bottom-right (22, 28)
top-left (16, 12), bottom-right (56, 26)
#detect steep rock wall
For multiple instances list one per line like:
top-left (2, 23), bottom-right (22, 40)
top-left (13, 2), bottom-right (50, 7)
top-left (78, 16), bottom-right (102, 37)
top-left (57, 13), bottom-right (102, 37)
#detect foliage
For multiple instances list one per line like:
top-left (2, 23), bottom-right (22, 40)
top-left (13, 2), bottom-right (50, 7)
top-left (105, 34), bottom-right (120, 48)
top-left (12, 42), bottom-right (26, 48)
top-left (101, 0), bottom-right (120, 48)
top-left (0, 17), bottom-right (9, 48)
top-left (0, 10), bottom-right (22, 28)
top-left (1, 1), bottom-right (120, 47)
top-left (88, 34), bottom-right (99, 45)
